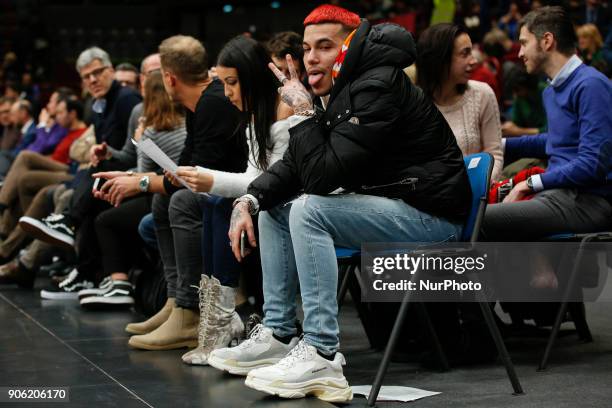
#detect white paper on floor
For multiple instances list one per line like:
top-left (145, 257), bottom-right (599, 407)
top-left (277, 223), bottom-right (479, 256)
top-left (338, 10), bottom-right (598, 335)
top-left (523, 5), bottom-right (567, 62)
top-left (352, 385), bottom-right (441, 402)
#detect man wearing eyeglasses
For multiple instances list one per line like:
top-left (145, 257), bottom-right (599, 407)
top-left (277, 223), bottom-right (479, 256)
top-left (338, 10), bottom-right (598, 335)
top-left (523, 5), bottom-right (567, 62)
top-left (89, 53), bottom-right (161, 170)
top-left (76, 47), bottom-right (142, 151)
top-left (114, 63), bottom-right (140, 91)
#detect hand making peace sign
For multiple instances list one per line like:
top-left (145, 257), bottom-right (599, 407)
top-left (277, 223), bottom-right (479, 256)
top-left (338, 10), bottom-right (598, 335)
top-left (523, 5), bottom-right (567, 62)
top-left (268, 54), bottom-right (313, 116)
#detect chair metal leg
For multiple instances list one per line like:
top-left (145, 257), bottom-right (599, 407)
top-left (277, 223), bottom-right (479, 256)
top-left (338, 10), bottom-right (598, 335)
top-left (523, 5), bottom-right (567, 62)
top-left (469, 270), bottom-right (523, 394)
top-left (337, 264), bottom-right (353, 311)
top-left (367, 286), bottom-right (413, 407)
top-left (539, 235), bottom-right (595, 371)
top-left (346, 266), bottom-right (379, 349)
top-left (538, 301), bottom-right (568, 372)
top-left (415, 302), bottom-right (449, 371)
top-left (479, 301), bottom-right (524, 395)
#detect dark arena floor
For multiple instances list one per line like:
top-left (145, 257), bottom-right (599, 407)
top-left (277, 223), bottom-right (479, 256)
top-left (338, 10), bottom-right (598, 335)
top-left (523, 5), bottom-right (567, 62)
top-left (2, 278), bottom-right (612, 408)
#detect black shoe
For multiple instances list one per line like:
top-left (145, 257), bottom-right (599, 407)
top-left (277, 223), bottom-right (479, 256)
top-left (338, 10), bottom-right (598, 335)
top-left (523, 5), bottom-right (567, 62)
top-left (40, 269), bottom-right (94, 300)
top-left (79, 280), bottom-right (135, 309)
top-left (39, 257), bottom-right (69, 277)
top-left (19, 214), bottom-right (75, 250)
top-left (51, 265), bottom-right (76, 284)
top-left (0, 258), bottom-right (35, 288)
top-left (77, 276), bottom-right (114, 300)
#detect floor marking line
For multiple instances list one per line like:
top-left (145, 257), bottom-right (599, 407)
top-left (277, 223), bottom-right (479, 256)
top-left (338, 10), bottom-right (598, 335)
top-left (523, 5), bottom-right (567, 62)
top-left (0, 292), bottom-right (154, 408)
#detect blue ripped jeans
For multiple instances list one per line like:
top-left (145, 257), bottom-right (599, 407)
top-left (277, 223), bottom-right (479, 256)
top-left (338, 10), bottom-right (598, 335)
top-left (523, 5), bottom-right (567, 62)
top-left (259, 193), bottom-right (463, 354)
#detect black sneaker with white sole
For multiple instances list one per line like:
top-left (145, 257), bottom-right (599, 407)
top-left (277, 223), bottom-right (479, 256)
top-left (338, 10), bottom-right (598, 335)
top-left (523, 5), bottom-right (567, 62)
top-left (19, 213), bottom-right (75, 249)
top-left (78, 276), bottom-right (113, 300)
top-left (40, 269), bottom-right (94, 300)
top-left (79, 280), bottom-right (135, 308)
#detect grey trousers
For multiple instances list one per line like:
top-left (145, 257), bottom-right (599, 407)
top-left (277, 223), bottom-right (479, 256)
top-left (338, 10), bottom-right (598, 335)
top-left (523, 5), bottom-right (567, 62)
top-left (152, 190), bottom-right (206, 309)
top-left (482, 188), bottom-right (612, 241)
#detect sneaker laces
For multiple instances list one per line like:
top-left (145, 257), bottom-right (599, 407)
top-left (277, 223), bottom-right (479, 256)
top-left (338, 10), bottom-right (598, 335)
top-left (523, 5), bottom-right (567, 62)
top-left (199, 284), bottom-right (222, 349)
top-left (236, 323), bottom-right (268, 350)
top-left (277, 340), bottom-right (311, 369)
top-left (192, 279), bottom-right (212, 349)
top-left (58, 269), bottom-right (79, 288)
top-left (43, 213), bottom-right (65, 223)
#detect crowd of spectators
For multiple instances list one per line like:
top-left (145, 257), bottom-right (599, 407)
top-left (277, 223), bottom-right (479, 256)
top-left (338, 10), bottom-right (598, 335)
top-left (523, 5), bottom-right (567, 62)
top-left (0, 0), bottom-right (611, 403)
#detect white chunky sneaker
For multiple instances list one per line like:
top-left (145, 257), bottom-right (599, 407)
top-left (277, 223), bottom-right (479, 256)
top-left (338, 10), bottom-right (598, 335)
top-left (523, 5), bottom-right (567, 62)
top-left (182, 276), bottom-right (244, 365)
top-left (208, 324), bottom-right (298, 376)
top-left (245, 340), bottom-right (352, 403)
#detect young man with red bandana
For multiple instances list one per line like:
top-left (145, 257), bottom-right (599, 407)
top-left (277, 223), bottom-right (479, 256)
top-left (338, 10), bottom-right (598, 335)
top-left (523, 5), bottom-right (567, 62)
top-left (209, 5), bottom-right (471, 401)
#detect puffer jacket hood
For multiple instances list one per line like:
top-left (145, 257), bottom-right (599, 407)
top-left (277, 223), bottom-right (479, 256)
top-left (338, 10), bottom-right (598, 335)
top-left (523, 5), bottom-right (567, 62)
top-left (331, 20), bottom-right (416, 100)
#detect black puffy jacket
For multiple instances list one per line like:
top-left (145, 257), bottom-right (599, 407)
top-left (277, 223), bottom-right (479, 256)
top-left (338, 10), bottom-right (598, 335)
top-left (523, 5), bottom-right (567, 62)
top-left (248, 21), bottom-right (471, 221)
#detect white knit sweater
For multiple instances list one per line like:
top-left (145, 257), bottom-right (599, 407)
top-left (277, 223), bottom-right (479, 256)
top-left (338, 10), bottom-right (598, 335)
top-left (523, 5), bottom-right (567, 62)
top-left (196, 115), bottom-right (306, 198)
top-left (436, 80), bottom-right (504, 181)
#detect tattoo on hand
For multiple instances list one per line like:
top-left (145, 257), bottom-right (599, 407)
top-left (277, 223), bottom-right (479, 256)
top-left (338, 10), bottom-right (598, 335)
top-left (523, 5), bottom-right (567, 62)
top-left (230, 204), bottom-right (246, 231)
top-left (278, 84), bottom-right (313, 115)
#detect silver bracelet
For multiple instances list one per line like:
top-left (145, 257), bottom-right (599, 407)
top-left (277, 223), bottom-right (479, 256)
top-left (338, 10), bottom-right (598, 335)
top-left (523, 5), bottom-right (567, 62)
top-left (296, 109), bottom-right (315, 117)
top-left (232, 196), bottom-right (259, 215)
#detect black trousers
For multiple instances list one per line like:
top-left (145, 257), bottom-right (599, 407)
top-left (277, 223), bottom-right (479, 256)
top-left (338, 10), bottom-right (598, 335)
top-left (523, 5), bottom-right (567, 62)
top-left (65, 160), bottom-right (132, 227)
top-left (95, 195), bottom-right (152, 275)
top-left (68, 161), bottom-right (132, 280)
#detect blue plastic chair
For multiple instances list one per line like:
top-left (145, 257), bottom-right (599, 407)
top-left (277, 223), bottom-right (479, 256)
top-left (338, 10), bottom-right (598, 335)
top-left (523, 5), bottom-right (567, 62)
top-left (336, 153), bottom-right (524, 405)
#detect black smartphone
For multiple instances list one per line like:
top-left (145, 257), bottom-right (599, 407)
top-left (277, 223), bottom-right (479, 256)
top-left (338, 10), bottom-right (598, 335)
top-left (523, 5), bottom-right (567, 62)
top-left (240, 231), bottom-right (252, 258)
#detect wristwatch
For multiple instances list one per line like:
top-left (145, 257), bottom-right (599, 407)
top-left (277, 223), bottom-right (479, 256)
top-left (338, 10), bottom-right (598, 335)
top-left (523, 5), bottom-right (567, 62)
top-left (526, 176), bottom-right (534, 191)
top-left (138, 175), bottom-right (150, 192)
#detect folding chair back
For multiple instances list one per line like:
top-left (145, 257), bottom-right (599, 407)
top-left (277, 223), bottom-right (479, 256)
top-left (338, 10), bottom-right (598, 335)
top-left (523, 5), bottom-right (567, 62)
top-left (461, 152), bottom-right (493, 243)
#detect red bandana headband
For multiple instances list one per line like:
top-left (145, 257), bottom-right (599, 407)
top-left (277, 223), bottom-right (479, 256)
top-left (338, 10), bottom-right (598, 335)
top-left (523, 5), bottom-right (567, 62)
top-left (332, 29), bottom-right (356, 79)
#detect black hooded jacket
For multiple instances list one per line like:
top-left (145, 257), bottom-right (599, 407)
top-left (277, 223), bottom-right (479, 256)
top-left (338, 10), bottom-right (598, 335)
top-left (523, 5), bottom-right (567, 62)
top-left (248, 21), bottom-right (471, 221)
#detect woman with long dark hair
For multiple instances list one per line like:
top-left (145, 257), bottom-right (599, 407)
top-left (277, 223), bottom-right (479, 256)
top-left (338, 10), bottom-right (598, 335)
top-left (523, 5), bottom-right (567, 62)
top-left (417, 23), bottom-right (504, 181)
top-left (174, 35), bottom-right (299, 365)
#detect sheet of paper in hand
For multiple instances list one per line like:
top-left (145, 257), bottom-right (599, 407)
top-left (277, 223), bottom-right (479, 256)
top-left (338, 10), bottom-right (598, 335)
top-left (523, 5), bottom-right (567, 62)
top-left (136, 138), bottom-right (194, 192)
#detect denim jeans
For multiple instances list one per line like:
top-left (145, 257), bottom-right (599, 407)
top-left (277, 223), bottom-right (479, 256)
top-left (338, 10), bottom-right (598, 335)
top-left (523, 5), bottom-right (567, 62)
top-left (138, 213), bottom-right (157, 249)
top-left (259, 193), bottom-right (463, 354)
top-left (201, 194), bottom-right (241, 288)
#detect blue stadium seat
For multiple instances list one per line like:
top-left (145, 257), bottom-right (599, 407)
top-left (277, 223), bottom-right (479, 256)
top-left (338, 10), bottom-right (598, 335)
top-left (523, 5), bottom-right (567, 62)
top-left (335, 153), bottom-right (524, 405)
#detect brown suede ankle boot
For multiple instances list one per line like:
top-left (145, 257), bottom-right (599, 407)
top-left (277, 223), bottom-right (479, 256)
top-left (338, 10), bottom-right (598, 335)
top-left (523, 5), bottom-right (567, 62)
top-left (125, 298), bottom-right (175, 335)
top-left (128, 305), bottom-right (199, 350)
